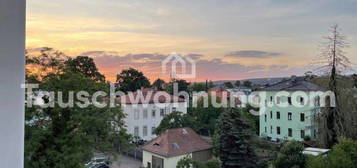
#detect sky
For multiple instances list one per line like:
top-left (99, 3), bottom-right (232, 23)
top-left (26, 0), bottom-right (357, 82)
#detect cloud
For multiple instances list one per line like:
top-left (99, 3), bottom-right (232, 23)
top-left (81, 51), bottom-right (300, 82)
top-left (225, 50), bottom-right (282, 58)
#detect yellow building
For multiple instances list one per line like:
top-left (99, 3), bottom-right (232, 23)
top-left (142, 127), bottom-right (213, 168)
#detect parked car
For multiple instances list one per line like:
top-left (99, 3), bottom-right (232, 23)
top-left (85, 156), bottom-right (110, 168)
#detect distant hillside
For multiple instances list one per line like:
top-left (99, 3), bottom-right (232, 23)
top-left (211, 77), bottom-right (287, 86)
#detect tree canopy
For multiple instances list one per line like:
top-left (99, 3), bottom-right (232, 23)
top-left (116, 68), bottom-right (151, 93)
top-left (154, 112), bottom-right (197, 135)
top-left (217, 108), bottom-right (257, 168)
top-left (223, 82), bottom-right (234, 88)
top-left (152, 78), bottom-right (165, 91)
top-left (25, 49), bottom-right (131, 168)
top-left (273, 141), bottom-right (306, 168)
top-left (65, 56), bottom-right (105, 82)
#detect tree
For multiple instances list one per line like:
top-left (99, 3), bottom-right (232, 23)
top-left (26, 47), bottom-right (68, 80)
top-left (154, 112), bottom-right (197, 135)
top-left (190, 95), bottom-right (225, 136)
top-left (176, 156), bottom-right (221, 168)
top-left (314, 24), bottom-right (351, 147)
top-left (191, 82), bottom-right (206, 92)
top-left (243, 80), bottom-right (252, 88)
top-left (152, 78), bottom-right (165, 91)
top-left (65, 56), bottom-right (105, 82)
top-left (306, 139), bottom-right (357, 168)
top-left (223, 82), bottom-right (234, 88)
top-left (25, 50), bottom-right (131, 168)
top-left (273, 141), bottom-right (306, 168)
top-left (217, 108), bottom-right (257, 168)
top-left (165, 79), bottom-right (190, 95)
top-left (25, 71), bottom-right (131, 168)
top-left (234, 80), bottom-right (241, 87)
top-left (352, 74), bottom-right (357, 88)
top-left (116, 68), bottom-right (150, 93)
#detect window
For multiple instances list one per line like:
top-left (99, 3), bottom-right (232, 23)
top-left (134, 127), bottom-right (139, 136)
top-left (265, 127), bottom-right (267, 133)
top-left (270, 111), bottom-right (273, 119)
top-left (270, 96), bottom-right (273, 102)
top-left (288, 97), bottom-right (292, 105)
top-left (172, 107), bottom-right (177, 112)
top-left (264, 114), bottom-right (267, 122)
top-left (143, 126), bottom-right (147, 136)
top-left (152, 127), bottom-right (156, 134)
top-left (300, 113), bottom-right (305, 122)
top-left (160, 109), bottom-right (165, 117)
top-left (288, 112), bottom-right (292, 120)
top-left (276, 96), bottom-right (281, 104)
top-left (277, 126), bottom-right (281, 135)
top-left (134, 109), bottom-right (139, 120)
top-left (276, 112), bottom-right (280, 119)
top-left (288, 128), bottom-right (292, 137)
top-left (270, 126), bottom-right (273, 134)
top-left (143, 109), bottom-right (148, 119)
top-left (300, 97), bottom-right (304, 105)
top-left (315, 96), bottom-right (320, 106)
top-left (301, 130), bottom-right (305, 138)
top-left (152, 109), bottom-right (156, 117)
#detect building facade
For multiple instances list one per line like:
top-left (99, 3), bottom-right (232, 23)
top-left (120, 89), bottom-right (187, 141)
top-left (259, 77), bottom-right (325, 141)
top-left (142, 128), bottom-right (213, 168)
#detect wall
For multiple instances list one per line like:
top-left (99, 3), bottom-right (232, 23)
top-left (123, 102), bottom-right (187, 141)
top-left (0, 0), bottom-right (25, 167)
top-left (259, 91), bottom-right (319, 141)
top-left (143, 150), bottom-right (191, 168)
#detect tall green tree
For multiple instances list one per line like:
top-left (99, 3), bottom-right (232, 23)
top-left (190, 95), bottom-right (225, 136)
top-left (217, 108), bottom-right (257, 168)
top-left (165, 79), bottom-right (190, 95)
top-left (152, 78), bottom-right (165, 91)
top-left (116, 68), bottom-right (150, 92)
top-left (65, 56), bottom-right (105, 82)
top-left (25, 49), bottom-right (131, 168)
top-left (154, 112), bottom-right (197, 135)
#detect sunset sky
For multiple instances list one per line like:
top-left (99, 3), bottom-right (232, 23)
top-left (26, 0), bottom-right (357, 82)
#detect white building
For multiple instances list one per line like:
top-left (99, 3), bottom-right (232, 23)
top-left (119, 89), bottom-right (187, 141)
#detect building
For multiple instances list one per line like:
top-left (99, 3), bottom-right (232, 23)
top-left (119, 88), bottom-right (187, 141)
top-left (259, 77), bottom-right (325, 141)
top-left (208, 88), bottom-right (242, 107)
top-left (142, 127), bottom-right (213, 168)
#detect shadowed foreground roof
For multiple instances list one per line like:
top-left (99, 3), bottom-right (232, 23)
top-left (142, 127), bottom-right (212, 157)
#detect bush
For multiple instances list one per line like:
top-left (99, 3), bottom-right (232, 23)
top-left (273, 141), bottom-right (306, 168)
top-left (305, 139), bottom-right (357, 168)
top-left (306, 155), bottom-right (326, 168)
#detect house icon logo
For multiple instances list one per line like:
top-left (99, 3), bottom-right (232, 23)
top-left (162, 52), bottom-right (196, 79)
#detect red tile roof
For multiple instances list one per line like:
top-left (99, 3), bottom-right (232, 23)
top-left (142, 127), bottom-right (213, 157)
top-left (118, 88), bottom-right (186, 104)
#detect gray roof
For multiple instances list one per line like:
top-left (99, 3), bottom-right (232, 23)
top-left (262, 77), bottom-right (325, 91)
